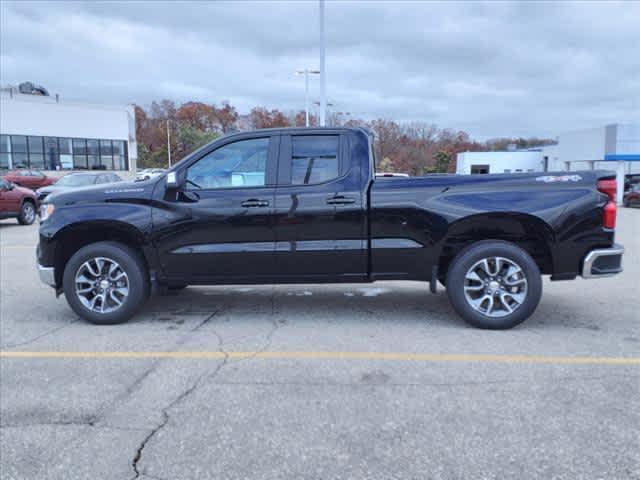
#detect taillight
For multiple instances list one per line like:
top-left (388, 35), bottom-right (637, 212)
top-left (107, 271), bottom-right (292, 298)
top-left (597, 179), bottom-right (617, 229)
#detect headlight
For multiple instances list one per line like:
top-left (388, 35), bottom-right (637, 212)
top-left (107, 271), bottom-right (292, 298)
top-left (40, 203), bottom-right (55, 222)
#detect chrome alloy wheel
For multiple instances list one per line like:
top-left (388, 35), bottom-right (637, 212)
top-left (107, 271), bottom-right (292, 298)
top-left (74, 257), bottom-right (129, 313)
top-left (463, 256), bottom-right (528, 318)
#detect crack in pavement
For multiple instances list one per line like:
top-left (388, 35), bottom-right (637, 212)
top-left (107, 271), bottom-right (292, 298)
top-left (129, 294), bottom-right (286, 479)
top-left (3, 306), bottom-right (228, 480)
top-left (130, 326), bottom-right (229, 480)
top-left (1, 319), bottom-right (79, 349)
top-left (0, 421), bottom-right (148, 432)
top-left (225, 286), bottom-right (283, 367)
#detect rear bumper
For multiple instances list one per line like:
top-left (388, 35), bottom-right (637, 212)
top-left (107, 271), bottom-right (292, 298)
top-left (581, 243), bottom-right (624, 278)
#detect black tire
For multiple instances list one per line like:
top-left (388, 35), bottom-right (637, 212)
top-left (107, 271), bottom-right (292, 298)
top-left (445, 240), bottom-right (542, 329)
top-left (62, 241), bottom-right (149, 325)
top-left (17, 200), bottom-right (36, 225)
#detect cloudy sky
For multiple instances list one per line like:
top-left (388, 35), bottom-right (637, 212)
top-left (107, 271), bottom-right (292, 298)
top-left (1, 0), bottom-right (638, 138)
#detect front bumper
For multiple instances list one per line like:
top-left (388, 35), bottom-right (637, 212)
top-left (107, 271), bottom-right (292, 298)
top-left (37, 263), bottom-right (56, 287)
top-left (581, 243), bottom-right (624, 278)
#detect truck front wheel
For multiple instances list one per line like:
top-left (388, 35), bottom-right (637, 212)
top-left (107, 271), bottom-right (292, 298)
top-left (62, 241), bottom-right (149, 325)
top-left (445, 240), bottom-right (542, 329)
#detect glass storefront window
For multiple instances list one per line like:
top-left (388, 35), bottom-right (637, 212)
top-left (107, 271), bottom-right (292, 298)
top-left (100, 140), bottom-right (114, 169)
top-left (0, 136), bottom-right (128, 171)
top-left (59, 138), bottom-right (73, 169)
top-left (44, 137), bottom-right (59, 170)
top-left (28, 136), bottom-right (44, 154)
top-left (29, 153), bottom-right (45, 169)
top-left (0, 135), bottom-right (10, 153)
top-left (115, 141), bottom-right (127, 170)
top-left (0, 135), bottom-right (9, 170)
top-left (73, 139), bottom-right (87, 169)
top-left (87, 139), bottom-right (101, 169)
top-left (12, 153), bottom-right (28, 168)
top-left (73, 138), bottom-right (87, 155)
top-left (0, 153), bottom-right (10, 170)
top-left (59, 138), bottom-right (72, 155)
top-left (11, 136), bottom-right (28, 153)
top-left (73, 155), bottom-right (88, 169)
top-left (87, 139), bottom-right (99, 155)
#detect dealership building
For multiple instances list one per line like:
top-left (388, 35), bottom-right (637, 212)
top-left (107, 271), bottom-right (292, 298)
top-left (457, 123), bottom-right (640, 204)
top-left (0, 84), bottom-right (137, 177)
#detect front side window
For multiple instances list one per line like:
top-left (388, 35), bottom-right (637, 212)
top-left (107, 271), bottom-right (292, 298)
top-left (291, 135), bottom-right (339, 185)
top-left (186, 137), bottom-right (269, 190)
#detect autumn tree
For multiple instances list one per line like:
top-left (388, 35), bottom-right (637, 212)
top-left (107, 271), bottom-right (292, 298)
top-left (214, 101), bottom-right (239, 133)
top-left (249, 107), bottom-right (291, 129)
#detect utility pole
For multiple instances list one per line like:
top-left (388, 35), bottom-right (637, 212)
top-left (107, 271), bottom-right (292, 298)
top-left (319, 0), bottom-right (326, 126)
top-left (166, 119), bottom-right (172, 167)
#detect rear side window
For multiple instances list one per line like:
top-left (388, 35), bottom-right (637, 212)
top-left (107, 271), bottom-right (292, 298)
top-left (291, 135), bottom-right (339, 185)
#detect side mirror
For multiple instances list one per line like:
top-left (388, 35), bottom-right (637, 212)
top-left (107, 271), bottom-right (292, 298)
top-left (166, 171), bottom-right (181, 189)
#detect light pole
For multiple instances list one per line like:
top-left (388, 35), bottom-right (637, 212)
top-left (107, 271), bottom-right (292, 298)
top-left (295, 69), bottom-right (320, 126)
top-left (319, 0), bottom-right (326, 126)
top-left (313, 100), bottom-right (334, 125)
top-left (166, 119), bottom-right (172, 167)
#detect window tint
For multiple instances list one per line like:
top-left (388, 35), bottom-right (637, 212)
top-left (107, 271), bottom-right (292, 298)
top-left (291, 135), bottom-right (339, 185)
top-left (186, 137), bottom-right (269, 190)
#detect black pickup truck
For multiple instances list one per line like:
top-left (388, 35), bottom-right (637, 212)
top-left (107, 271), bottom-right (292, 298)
top-left (37, 127), bottom-right (624, 329)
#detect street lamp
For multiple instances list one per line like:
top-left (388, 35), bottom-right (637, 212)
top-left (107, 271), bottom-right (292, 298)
top-left (295, 69), bottom-right (320, 127)
top-left (319, 0), bottom-right (326, 126)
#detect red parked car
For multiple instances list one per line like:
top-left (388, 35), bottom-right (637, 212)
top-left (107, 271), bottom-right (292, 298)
top-left (3, 170), bottom-right (56, 190)
top-left (0, 177), bottom-right (38, 225)
top-left (623, 184), bottom-right (640, 208)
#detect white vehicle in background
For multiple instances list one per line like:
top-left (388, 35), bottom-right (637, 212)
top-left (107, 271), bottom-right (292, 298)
top-left (136, 168), bottom-right (166, 181)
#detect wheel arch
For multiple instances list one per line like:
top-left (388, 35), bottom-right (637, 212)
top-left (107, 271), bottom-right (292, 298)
top-left (52, 220), bottom-right (153, 286)
top-left (438, 212), bottom-right (555, 280)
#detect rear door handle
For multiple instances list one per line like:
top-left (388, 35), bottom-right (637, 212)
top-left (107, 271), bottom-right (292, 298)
top-left (326, 195), bottom-right (355, 205)
top-left (241, 199), bottom-right (269, 208)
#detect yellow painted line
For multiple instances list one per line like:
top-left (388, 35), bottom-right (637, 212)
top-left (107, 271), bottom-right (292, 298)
top-left (1, 351), bottom-right (639, 365)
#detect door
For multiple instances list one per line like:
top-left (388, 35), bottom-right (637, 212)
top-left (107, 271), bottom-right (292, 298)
top-left (272, 133), bottom-right (367, 280)
top-left (0, 178), bottom-right (21, 216)
top-left (153, 135), bottom-right (279, 283)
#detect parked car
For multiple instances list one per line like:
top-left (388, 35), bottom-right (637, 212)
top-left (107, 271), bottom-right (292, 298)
top-left (136, 168), bottom-right (166, 181)
top-left (623, 184), bottom-right (640, 207)
top-left (3, 170), bottom-right (56, 190)
top-left (36, 172), bottom-right (122, 203)
top-left (36, 127), bottom-right (624, 328)
top-left (0, 177), bottom-right (37, 225)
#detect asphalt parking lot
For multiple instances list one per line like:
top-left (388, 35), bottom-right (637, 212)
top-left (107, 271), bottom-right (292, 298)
top-left (1, 209), bottom-right (639, 480)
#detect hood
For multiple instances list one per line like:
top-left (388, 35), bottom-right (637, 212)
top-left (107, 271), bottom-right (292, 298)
top-left (37, 185), bottom-right (68, 196)
top-left (44, 179), bottom-right (158, 206)
top-left (14, 184), bottom-right (35, 197)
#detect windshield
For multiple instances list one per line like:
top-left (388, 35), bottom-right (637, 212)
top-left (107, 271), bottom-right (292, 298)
top-left (55, 175), bottom-right (96, 187)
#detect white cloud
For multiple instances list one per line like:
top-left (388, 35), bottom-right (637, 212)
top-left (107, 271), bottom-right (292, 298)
top-left (1, 0), bottom-right (638, 138)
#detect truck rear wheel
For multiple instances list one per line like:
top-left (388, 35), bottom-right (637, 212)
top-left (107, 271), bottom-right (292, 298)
top-left (445, 240), bottom-right (542, 329)
top-left (62, 241), bottom-right (149, 325)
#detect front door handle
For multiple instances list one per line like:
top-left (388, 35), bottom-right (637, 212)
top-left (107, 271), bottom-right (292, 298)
top-left (326, 195), bottom-right (355, 205)
top-left (241, 199), bottom-right (269, 208)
